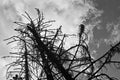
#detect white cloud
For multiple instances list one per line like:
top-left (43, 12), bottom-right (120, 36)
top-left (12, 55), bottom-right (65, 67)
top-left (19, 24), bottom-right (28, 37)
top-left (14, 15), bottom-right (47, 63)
top-left (3, 0), bottom-right (95, 33)
top-left (0, 58), bottom-right (8, 80)
top-left (25, 0), bottom-right (103, 48)
top-left (0, 0), bottom-right (103, 44)
top-left (0, 0), bottom-right (100, 49)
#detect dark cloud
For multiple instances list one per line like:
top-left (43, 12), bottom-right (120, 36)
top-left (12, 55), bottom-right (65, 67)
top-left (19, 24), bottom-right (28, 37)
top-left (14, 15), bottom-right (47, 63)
top-left (94, 0), bottom-right (120, 32)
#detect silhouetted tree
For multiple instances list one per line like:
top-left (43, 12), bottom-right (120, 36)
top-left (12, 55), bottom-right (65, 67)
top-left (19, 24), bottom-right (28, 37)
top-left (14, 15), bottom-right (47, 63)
top-left (3, 9), bottom-right (120, 80)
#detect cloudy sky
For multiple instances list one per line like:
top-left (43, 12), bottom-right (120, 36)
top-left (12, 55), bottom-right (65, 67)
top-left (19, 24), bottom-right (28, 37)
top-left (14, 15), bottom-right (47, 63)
top-left (0, 0), bottom-right (120, 79)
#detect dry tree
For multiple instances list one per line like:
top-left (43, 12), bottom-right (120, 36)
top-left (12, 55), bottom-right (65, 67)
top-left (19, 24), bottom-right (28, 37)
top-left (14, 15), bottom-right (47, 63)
top-left (3, 9), bottom-right (120, 80)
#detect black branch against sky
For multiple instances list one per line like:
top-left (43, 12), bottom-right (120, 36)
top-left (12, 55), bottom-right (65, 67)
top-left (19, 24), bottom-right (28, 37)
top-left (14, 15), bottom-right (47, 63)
top-left (3, 9), bottom-right (120, 80)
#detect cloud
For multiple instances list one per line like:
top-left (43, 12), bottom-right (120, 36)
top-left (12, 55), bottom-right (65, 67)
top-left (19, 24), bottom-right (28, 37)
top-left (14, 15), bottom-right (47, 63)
top-left (105, 20), bottom-right (120, 44)
top-left (0, 0), bottom-right (23, 37)
top-left (21, 0), bottom-right (103, 48)
top-left (0, 0), bottom-right (103, 46)
top-left (21, 0), bottom-right (95, 33)
top-left (0, 0), bottom-right (101, 49)
top-left (0, 58), bottom-right (8, 80)
top-left (0, 0), bottom-right (23, 58)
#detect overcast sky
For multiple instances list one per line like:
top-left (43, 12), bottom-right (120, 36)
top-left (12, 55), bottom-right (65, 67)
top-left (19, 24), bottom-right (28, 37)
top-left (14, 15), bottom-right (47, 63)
top-left (0, 0), bottom-right (120, 79)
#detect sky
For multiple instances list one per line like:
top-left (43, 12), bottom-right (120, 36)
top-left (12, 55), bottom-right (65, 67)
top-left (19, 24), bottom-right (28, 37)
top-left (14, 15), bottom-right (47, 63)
top-left (0, 0), bottom-right (120, 80)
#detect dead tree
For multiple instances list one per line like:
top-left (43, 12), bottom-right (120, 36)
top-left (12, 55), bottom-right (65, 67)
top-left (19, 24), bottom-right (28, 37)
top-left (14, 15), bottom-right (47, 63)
top-left (3, 9), bottom-right (120, 80)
